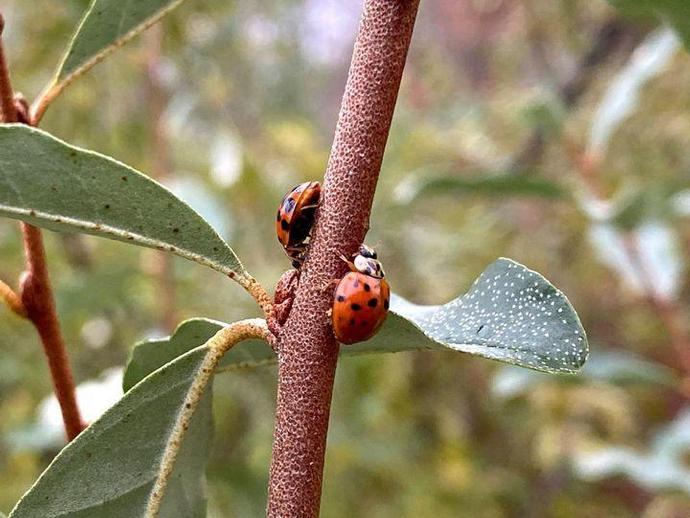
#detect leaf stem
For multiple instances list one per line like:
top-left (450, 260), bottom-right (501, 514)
top-left (145, 318), bottom-right (269, 517)
top-left (267, 1), bottom-right (420, 516)
top-left (1, 12), bottom-right (85, 441)
top-left (0, 278), bottom-right (27, 318)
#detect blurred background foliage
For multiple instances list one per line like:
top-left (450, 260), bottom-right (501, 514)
top-left (2, 0), bottom-right (690, 516)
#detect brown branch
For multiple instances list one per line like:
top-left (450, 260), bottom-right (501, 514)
top-left (0, 14), bottom-right (17, 123)
top-left (1, 12), bottom-right (84, 441)
top-left (21, 224), bottom-right (85, 440)
top-left (267, 1), bottom-right (420, 516)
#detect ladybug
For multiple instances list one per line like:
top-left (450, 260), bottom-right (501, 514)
top-left (332, 246), bottom-right (390, 345)
top-left (276, 181), bottom-right (321, 267)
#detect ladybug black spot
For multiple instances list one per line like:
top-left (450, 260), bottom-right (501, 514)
top-left (364, 283), bottom-right (371, 292)
top-left (280, 219), bottom-right (290, 231)
top-left (351, 303), bottom-right (362, 311)
top-left (350, 318), bottom-right (355, 325)
top-left (360, 320), bottom-right (368, 326)
top-left (368, 298), bottom-right (378, 308)
top-left (337, 295), bottom-right (345, 302)
top-left (384, 299), bottom-right (390, 310)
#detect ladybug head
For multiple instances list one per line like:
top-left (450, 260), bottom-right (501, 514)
top-left (358, 244), bottom-right (377, 259)
top-left (353, 254), bottom-right (385, 279)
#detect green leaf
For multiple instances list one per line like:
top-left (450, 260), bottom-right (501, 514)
top-left (608, 0), bottom-right (690, 49)
top-left (44, 0), bottom-right (186, 104)
top-left (124, 319), bottom-right (270, 392)
top-left (9, 347), bottom-right (212, 518)
top-left (127, 259), bottom-right (587, 377)
top-left (395, 174), bottom-right (564, 204)
top-left (0, 124), bottom-right (247, 282)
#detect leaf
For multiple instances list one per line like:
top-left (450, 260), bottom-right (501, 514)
top-left (394, 173), bottom-right (564, 205)
top-left (41, 0), bottom-right (186, 107)
top-left (127, 259), bottom-right (588, 376)
top-left (588, 28), bottom-right (680, 157)
top-left (123, 319), bottom-right (270, 392)
top-left (492, 350), bottom-right (676, 399)
top-left (608, 0), bottom-right (690, 49)
top-left (589, 221), bottom-right (683, 300)
top-left (574, 407), bottom-right (690, 494)
top-left (9, 347), bottom-right (213, 518)
top-left (0, 124), bottom-right (247, 282)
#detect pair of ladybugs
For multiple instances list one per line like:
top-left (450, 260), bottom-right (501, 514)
top-left (276, 181), bottom-right (390, 344)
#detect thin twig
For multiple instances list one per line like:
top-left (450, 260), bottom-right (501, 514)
top-left (0, 13), bottom-right (85, 440)
top-left (267, 1), bottom-right (420, 516)
top-left (0, 278), bottom-right (27, 318)
top-left (0, 14), bottom-right (17, 123)
top-left (21, 224), bottom-right (85, 440)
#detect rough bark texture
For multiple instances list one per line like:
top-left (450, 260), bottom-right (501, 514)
top-left (267, 1), bottom-right (420, 516)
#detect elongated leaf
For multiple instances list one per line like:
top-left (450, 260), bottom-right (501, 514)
top-left (10, 347), bottom-right (212, 518)
top-left (45, 0), bottom-right (186, 102)
top-left (0, 124), bottom-right (246, 281)
top-left (608, 0), bottom-right (690, 49)
top-left (127, 258), bottom-right (588, 377)
top-left (394, 174), bottom-right (564, 204)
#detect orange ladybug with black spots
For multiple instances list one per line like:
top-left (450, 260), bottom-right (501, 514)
top-left (276, 181), bottom-right (321, 267)
top-left (332, 246), bottom-right (390, 345)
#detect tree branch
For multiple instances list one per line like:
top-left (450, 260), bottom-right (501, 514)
top-left (1, 12), bottom-right (85, 441)
top-left (267, 1), bottom-right (420, 516)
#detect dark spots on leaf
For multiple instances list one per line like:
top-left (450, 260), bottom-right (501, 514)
top-left (29, 210), bottom-right (35, 216)
top-left (213, 247), bottom-right (219, 252)
top-left (364, 283), bottom-right (371, 292)
top-left (185, 403), bottom-right (191, 409)
top-left (85, 451), bottom-right (92, 459)
top-left (476, 324), bottom-right (485, 334)
top-left (368, 298), bottom-right (378, 308)
top-left (351, 303), bottom-right (362, 311)
top-left (281, 219), bottom-right (290, 231)
top-left (121, 176), bottom-right (128, 181)
top-left (337, 295), bottom-right (345, 302)
top-left (172, 227), bottom-right (179, 233)
top-left (228, 272), bottom-right (236, 279)
top-left (384, 299), bottom-right (389, 310)
top-left (104, 204), bottom-right (110, 209)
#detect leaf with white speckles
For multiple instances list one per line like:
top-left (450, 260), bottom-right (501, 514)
top-left (125, 258), bottom-right (587, 377)
top-left (0, 124), bottom-right (248, 283)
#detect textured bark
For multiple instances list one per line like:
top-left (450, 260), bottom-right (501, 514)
top-left (267, 1), bottom-right (420, 516)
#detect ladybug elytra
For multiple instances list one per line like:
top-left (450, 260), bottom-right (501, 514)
top-left (276, 181), bottom-right (321, 267)
top-left (332, 246), bottom-right (390, 345)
